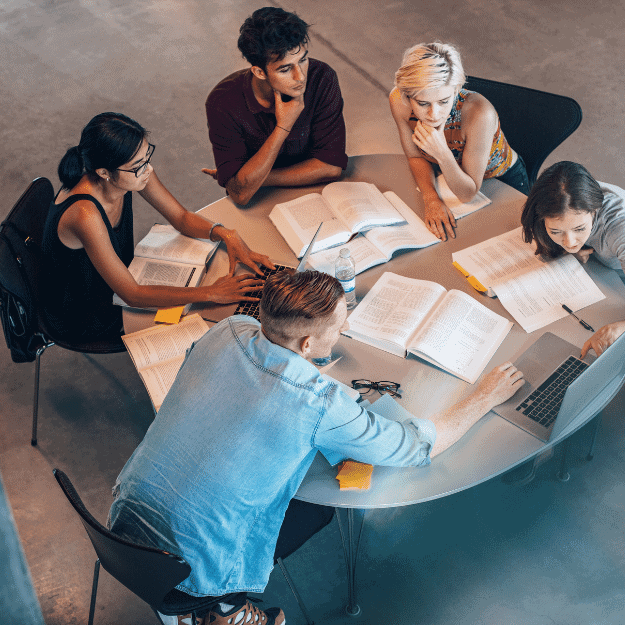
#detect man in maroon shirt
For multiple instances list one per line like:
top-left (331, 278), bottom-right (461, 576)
top-left (203, 7), bottom-right (348, 206)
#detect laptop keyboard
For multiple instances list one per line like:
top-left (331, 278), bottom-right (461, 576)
top-left (234, 264), bottom-right (292, 321)
top-left (515, 356), bottom-right (589, 428)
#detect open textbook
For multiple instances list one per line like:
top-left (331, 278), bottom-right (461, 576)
top-left (269, 181), bottom-right (405, 257)
top-left (308, 192), bottom-right (439, 275)
top-left (452, 227), bottom-right (606, 333)
top-left (122, 313), bottom-right (211, 411)
top-left (343, 272), bottom-right (513, 384)
top-left (418, 175), bottom-right (491, 218)
top-left (113, 224), bottom-right (218, 311)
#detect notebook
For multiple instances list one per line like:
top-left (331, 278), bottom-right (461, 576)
top-left (493, 331), bottom-right (625, 442)
top-left (201, 222), bottom-right (324, 323)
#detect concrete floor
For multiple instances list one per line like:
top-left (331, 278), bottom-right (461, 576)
top-left (1, 1), bottom-right (625, 624)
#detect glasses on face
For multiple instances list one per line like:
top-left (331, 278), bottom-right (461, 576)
top-left (116, 143), bottom-right (155, 177)
top-left (351, 379), bottom-right (401, 399)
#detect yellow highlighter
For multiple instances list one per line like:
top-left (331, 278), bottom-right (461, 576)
top-left (452, 261), bottom-right (488, 293)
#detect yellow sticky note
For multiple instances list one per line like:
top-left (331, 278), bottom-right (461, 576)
top-left (336, 461), bottom-right (373, 490)
top-left (154, 306), bottom-right (185, 324)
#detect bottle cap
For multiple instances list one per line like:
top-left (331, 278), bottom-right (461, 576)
top-left (339, 248), bottom-right (350, 258)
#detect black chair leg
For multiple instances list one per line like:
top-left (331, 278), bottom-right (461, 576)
top-left (31, 340), bottom-right (54, 446)
top-left (88, 559), bottom-right (100, 625)
top-left (587, 413), bottom-right (602, 461)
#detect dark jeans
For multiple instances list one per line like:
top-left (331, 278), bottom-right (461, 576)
top-left (496, 154), bottom-right (530, 195)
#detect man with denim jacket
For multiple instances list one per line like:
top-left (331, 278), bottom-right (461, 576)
top-left (108, 270), bottom-right (523, 625)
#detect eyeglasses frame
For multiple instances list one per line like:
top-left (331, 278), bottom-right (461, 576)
top-left (116, 143), bottom-right (156, 177)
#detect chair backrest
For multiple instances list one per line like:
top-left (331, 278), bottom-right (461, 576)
top-left (465, 76), bottom-right (582, 186)
top-left (0, 178), bottom-right (54, 362)
top-left (53, 469), bottom-right (191, 609)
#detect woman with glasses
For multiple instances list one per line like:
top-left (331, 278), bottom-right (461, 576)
top-left (389, 42), bottom-right (529, 242)
top-left (42, 112), bottom-right (272, 342)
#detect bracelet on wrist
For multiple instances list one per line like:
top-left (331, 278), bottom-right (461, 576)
top-left (276, 125), bottom-right (292, 133)
top-left (208, 222), bottom-right (224, 242)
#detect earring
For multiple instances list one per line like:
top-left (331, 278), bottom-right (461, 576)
top-left (106, 178), bottom-right (109, 181)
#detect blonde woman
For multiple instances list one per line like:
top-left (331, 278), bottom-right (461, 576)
top-left (390, 42), bottom-right (528, 241)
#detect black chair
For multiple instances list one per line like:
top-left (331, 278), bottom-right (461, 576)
top-left (465, 76), bottom-right (582, 186)
top-left (54, 469), bottom-right (333, 625)
top-left (0, 178), bottom-right (126, 445)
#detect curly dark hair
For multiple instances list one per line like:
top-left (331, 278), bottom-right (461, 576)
top-left (237, 7), bottom-right (309, 70)
top-left (521, 161), bottom-right (603, 258)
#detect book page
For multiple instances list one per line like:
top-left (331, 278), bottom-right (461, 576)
top-left (364, 192), bottom-right (439, 257)
top-left (135, 224), bottom-right (218, 265)
top-left (122, 313), bottom-right (210, 369)
top-left (130, 257), bottom-right (203, 287)
top-left (308, 235), bottom-right (387, 275)
top-left (269, 194), bottom-right (348, 257)
top-left (433, 176), bottom-right (491, 218)
top-left (491, 255), bottom-right (605, 333)
top-left (138, 355), bottom-right (186, 411)
top-left (408, 290), bottom-right (512, 383)
top-left (452, 227), bottom-right (606, 333)
top-left (452, 227), bottom-right (544, 287)
top-left (344, 272), bottom-right (446, 349)
top-left (322, 182), bottom-right (404, 232)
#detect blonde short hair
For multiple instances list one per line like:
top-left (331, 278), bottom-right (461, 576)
top-left (394, 42), bottom-right (466, 100)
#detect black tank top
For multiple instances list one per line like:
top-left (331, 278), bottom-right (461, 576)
top-left (41, 192), bottom-right (134, 341)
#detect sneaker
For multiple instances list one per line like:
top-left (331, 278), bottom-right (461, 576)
top-left (206, 600), bottom-right (285, 625)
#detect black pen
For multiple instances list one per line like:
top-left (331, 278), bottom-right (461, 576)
top-left (561, 304), bottom-right (595, 332)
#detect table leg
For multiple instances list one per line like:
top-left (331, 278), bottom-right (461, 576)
top-left (335, 507), bottom-right (365, 617)
top-left (586, 412), bottom-right (602, 461)
top-left (556, 438), bottom-right (571, 482)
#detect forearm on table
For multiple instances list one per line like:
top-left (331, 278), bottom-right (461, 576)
top-left (408, 157), bottom-right (441, 203)
top-left (437, 152), bottom-right (480, 202)
top-left (428, 390), bottom-right (493, 458)
top-left (264, 158), bottom-right (342, 187)
top-left (116, 282), bottom-right (217, 309)
top-left (226, 127), bottom-right (290, 205)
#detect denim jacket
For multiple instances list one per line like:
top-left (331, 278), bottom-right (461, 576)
top-left (108, 316), bottom-right (435, 597)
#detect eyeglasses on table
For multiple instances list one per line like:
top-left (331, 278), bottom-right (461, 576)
top-left (351, 379), bottom-right (401, 399)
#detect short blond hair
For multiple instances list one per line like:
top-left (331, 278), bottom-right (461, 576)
top-left (394, 42), bottom-right (466, 100)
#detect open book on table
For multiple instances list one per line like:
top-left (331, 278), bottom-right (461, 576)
top-left (113, 224), bottom-right (219, 312)
top-left (122, 313), bottom-right (211, 411)
top-left (343, 272), bottom-right (513, 384)
top-left (452, 227), bottom-right (606, 333)
top-left (307, 192), bottom-right (439, 275)
top-left (269, 181), bottom-right (406, 258)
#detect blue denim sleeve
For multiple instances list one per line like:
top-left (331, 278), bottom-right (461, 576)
top-left (313, 384), bottom-right (436, 467)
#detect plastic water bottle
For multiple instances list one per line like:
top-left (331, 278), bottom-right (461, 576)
top-left (336, 248), bottom-right (357, 310)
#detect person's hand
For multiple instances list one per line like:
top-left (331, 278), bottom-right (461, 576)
top-left (412, 121), bottom-right (449, 162)
top-left (423, 195), bottom-right (456, 241)
top-left (201, 168), bottom-right (218, 181)
top-left (475, 362), bottom-right (525, 410)
top-left (214, 226), bottom-right (275, 276)
top-left (203, 274), bottom-right (265, 304)
top-left (274, 89), bottom-right (305, 133)
top-left (581, 320), bottom-right (625, 358)
top-left (574, 247), bottom-right (594, 264)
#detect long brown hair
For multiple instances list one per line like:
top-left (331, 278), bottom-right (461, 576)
top-left (521, 161), bottom-right (603, 258)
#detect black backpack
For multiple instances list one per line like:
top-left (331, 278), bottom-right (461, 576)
top-left (0, 178), bottom-right (54, 363)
